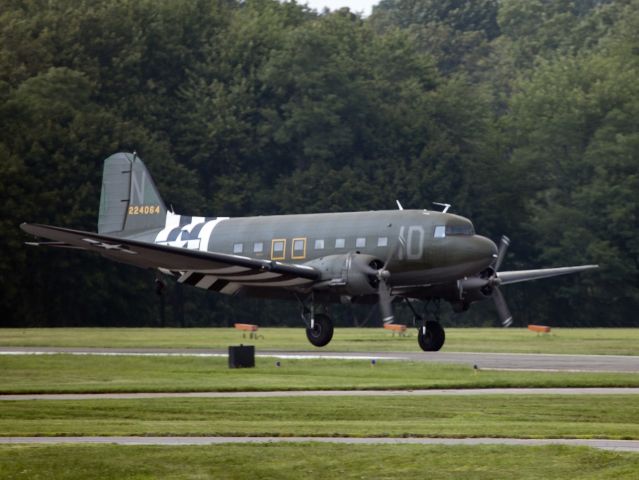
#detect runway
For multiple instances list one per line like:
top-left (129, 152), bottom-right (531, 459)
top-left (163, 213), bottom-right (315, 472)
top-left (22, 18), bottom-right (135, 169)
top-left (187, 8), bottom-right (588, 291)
top-left (2, 346), bottom-right (639, 372)
top-left (2, 436), bottom-right (639, 452)
top-left (3, 387), bottom-right (639, 401)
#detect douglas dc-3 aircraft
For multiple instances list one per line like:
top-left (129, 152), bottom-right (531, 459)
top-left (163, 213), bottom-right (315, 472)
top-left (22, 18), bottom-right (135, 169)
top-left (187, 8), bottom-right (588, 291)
top-left (21, 152), bottom-right (597, 351)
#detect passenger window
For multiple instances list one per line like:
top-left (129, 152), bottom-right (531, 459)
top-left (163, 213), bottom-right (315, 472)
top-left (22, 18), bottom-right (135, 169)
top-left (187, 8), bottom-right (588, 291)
top-left (233, 243), bottom-right (243, 254)
top-left (253, 242), bottom-right (264, 253)
top-left (292, 238), bottom-right (306, 259)
top-left (434, 226), bottom-right (446, 238)
top-left (356, 238), bottom-right (366, 248)
top-left (335, 238), bottom-right (345, 248)
top-left (314, 239), bottom-right (325, 250)
top-left (271, 239), bottom-right (286, 260)
top-left (377, 237), bottom-right (388, 247)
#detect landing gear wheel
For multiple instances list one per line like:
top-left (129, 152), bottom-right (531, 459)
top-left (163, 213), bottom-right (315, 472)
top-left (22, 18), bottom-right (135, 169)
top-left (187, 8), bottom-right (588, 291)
top-left (417, 321), bottom-right (445, 352)
top-left (305, 313), bottom-right (334, 347)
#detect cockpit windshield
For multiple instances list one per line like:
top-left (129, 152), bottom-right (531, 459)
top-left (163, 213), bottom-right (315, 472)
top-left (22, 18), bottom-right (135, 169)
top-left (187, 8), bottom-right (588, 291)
top-left (446, 224), bottom-right (474, 236)
top-left (434, 223), bottom-right (475, 238)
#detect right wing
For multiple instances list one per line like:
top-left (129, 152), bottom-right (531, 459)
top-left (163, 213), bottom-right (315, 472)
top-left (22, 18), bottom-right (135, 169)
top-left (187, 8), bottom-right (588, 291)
top-left (497, 265), bottom-right (598, 285)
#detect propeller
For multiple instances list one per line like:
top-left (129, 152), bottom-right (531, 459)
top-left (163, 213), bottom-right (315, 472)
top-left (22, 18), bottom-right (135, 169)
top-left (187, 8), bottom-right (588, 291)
top-left (459, 235), bottom-right (513, 327)
top-left (364, 235), bottom-right (405, 325)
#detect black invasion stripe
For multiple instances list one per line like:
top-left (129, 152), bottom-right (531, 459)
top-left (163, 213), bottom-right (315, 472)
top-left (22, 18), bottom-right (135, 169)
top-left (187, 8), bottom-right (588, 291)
top-left (183, 273), bottom-right (206, 286)
top-left (179, 216), bottom-right (192, 226)
top-left (189, 222), bottom-right (206, 239)
top-left (166, 227), bottom-right (182, 241)
top-left (208, 280), bottom-right (230, 292)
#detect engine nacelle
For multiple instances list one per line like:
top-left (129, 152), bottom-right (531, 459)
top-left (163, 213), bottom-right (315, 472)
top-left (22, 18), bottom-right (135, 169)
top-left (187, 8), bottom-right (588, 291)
top-left (306, 253), bottom-right (382, 297)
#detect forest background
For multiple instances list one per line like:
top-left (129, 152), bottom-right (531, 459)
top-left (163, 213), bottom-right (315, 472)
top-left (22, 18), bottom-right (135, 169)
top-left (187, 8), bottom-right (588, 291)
top-left (1, 0), bottom-right (637, 328)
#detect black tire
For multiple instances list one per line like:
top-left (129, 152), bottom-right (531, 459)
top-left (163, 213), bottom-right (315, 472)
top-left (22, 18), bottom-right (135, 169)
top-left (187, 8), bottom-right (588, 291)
top-left (417, 321), bottom-right (445, 351)
top-left (305, 313), bottom-right (334, 347)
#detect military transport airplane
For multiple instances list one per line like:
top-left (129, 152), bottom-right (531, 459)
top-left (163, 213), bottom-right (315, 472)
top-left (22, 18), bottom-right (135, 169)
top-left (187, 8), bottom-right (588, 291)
top-left (21, 152), bottom-right (597, 351)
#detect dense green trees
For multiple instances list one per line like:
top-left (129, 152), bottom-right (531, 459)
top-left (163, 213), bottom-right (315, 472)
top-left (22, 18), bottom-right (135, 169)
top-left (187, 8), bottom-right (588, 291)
top-left (0, 0), bottom-right (636, 327)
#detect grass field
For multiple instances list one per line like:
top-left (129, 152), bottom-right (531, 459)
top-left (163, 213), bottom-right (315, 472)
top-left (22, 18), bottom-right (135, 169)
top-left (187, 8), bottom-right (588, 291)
top-left (2, 395), bottom-right (639, 439)
top-left (2, 328), bottom-right (638, 478)
top-left (1, 327), bottom-right (639, 355)
top-left (2, 355), bottom-right (639, 393)
top-left (1, 444), bottom-right (639, 479)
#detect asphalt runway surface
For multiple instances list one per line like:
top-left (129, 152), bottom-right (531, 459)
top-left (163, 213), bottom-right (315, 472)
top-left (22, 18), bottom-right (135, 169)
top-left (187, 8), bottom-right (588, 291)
top-left (2, 346), bottom-right (639, 372)
top-left (2, 387), bottom-right (639, 401)
top-left (2, 436), bottom-right (639, 452)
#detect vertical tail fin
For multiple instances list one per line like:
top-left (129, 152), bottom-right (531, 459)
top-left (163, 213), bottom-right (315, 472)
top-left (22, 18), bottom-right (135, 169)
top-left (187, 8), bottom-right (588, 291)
top-left (98, 152), bottom-right (167, 235)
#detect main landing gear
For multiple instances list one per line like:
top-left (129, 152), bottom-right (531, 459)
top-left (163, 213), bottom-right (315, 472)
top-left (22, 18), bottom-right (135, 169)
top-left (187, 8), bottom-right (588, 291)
top-left (405, 299), bottom-right (446, 352)
top-left (298, 294), bottom-right (334, 348)
top-left (417, 321), bottom-right (445, 352)
top-left (305, 313), bottom-right (334, 347)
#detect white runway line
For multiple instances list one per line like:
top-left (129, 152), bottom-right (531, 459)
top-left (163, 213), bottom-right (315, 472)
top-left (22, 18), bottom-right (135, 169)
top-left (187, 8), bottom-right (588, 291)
top-left (2, 347), bottom-right (639, 372)
top-left (3, 387), bottom-right (639, 401)
top-left (2, 436), bottom-right (639, 452)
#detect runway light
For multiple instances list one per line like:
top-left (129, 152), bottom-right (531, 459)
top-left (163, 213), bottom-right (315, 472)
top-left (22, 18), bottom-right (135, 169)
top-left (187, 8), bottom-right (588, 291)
top-left (371, 359), bottom-right (377, 366)
top-left (275, 361), bottom-right (281, 367)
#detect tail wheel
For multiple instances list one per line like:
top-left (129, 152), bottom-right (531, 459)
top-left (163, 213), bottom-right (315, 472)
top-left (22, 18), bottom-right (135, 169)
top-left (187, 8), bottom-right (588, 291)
top-left (418, 321), bottom-right (445, 352)
top-left (305, 313), bottom-right (334, 347)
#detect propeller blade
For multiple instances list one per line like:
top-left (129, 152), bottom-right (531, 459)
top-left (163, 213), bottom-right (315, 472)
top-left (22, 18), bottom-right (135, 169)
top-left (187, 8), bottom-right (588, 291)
top-left (383, 234), bottom-right (404, 270)
top-left (494, 236), bottom-right (510, 272)
top-left (378, 280), bottom-right (395, 325)
top-left (493, 287), bottom-right (513, 327)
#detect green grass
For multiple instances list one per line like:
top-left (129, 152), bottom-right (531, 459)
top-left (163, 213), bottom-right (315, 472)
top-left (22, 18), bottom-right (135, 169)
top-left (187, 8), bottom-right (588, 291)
top-left (1, 444), bottom-right (639, 479)
top-left (2, 395), bottom-right (639, 439)
top-left (1, 327), bottom-right (639, 355)
top-left (2, 355), bottom-right (639, 393)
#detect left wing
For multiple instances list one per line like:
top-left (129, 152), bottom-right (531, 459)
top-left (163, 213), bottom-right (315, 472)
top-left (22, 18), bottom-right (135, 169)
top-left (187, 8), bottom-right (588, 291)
top-left (21, 223), bottom-right (320, 295)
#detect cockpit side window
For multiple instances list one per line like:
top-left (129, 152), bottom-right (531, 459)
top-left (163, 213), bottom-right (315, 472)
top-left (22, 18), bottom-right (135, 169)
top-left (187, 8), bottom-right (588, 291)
top-left (434, 226), bottom-right (446, 238)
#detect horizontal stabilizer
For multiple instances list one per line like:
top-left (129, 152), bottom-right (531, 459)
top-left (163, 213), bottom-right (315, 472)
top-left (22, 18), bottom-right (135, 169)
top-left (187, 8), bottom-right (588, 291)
top-left (498, 265), bottom-right (598, 285)
top-left (24, 241), bottom-right (85, 250)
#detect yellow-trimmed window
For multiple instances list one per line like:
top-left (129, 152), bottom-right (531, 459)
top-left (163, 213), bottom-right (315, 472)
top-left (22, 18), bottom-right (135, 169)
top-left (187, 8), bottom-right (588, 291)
top-left (292, 238), bottom-right (307, 259)
top-left (271, 239), bottom-right (286, 260)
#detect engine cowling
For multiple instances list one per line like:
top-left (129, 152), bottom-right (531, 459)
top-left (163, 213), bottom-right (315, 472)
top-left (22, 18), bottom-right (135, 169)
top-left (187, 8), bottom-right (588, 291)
top-left (305, 253), bottom-right (382, 297)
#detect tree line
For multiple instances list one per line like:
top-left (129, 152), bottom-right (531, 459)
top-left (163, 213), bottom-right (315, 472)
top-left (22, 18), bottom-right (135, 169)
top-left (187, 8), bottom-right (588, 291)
top-left (0, 0), bottom-right (637, 327)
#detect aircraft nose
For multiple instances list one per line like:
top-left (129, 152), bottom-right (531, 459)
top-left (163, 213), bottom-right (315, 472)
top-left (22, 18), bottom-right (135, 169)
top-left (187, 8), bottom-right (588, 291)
top-left (469, 235), bottom-right (498, 268)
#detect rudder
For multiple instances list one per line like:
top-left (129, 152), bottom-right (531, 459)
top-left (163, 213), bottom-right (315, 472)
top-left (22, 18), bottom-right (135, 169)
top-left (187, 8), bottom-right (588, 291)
top-left (98, 152), bottom-right (167, 235)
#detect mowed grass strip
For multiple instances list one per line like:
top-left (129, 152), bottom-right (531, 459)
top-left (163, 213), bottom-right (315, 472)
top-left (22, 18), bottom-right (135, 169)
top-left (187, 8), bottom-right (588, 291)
top-left (2, 395), bottom-right (639, 439)
top-left (2, 355), bottom-right (639, 393)
top-left (1, 444), bottom-right (639, 480)
top-left (2, 327), bottom-right (639, 355)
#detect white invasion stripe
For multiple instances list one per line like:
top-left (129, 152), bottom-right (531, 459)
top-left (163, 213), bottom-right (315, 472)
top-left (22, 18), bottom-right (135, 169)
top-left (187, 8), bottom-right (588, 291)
top-left (195, 276), bottom-right (218, 289)
top-left (220, 283), bottom-right (241, 295)
top-left (155, 212), bottom-right (181, 242)
top-left (198, 217), bottom-right (229, 252)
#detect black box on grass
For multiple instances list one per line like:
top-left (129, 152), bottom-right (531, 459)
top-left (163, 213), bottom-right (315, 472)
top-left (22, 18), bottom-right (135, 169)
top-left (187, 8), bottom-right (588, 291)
top-left (228, 345), bottom-right (255, 368)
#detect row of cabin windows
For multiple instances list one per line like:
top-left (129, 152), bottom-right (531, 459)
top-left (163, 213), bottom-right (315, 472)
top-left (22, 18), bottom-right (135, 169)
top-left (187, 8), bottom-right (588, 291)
top-left (232, 236), bottom-right (390, 256)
